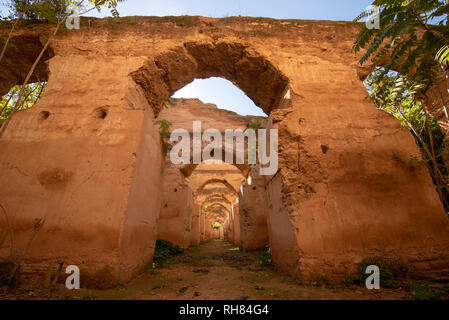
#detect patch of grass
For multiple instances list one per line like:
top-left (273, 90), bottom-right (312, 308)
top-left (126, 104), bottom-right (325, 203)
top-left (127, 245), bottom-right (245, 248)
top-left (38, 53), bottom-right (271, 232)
top-left (82, 288), bottom-right (94, 300)
top-left (0, 260), bottom-right (15, 286)
top-left (153, 240), bottom-right (184, 268)
top-left (257, 246), bottom-right (272, 267)
top-left (343, 273), bottom-right (356, 287)
top-left (344, 257), bottom-right (405, 288)
top-left (156, 119), bottom-right (172, 139)
top-left (408, 281), bottom-right (440, 300)
top-left (148, 15), bottom-right (200, 27)
top-left (288, 277), bottom-right (303, 286)
top-left (72, 288), bottom-right (94, 300)
top-left (316, 275), bottom-right (332, 287)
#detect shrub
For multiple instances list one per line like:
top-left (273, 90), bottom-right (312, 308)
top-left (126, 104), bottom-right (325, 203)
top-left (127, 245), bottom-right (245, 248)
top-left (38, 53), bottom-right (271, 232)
top-left (257, 245), bottom-right (272, 267)
top-left (0, 260), bottom-right (15, 286)
top-left (345, 257), bottom-right (400, 288)
top-left (153, 240), bottom-right (183, 268)
top-left (408, 281), bottom-right (440, 300)
top-left (316, 275), bottom-right (332, 287)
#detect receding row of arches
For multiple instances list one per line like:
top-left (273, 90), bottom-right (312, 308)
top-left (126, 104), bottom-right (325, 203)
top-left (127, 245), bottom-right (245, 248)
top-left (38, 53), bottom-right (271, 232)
top-left (155, 90), bottom-right (273, 253)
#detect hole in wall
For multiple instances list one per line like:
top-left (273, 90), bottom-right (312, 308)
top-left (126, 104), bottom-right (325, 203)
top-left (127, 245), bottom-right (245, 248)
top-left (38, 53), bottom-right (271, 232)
top-left (321, 145), bottom-right (329, 154)
top-left (95, 107), bottom-right (108, 119)
top-left (39, 111), bottom-right (50, 120)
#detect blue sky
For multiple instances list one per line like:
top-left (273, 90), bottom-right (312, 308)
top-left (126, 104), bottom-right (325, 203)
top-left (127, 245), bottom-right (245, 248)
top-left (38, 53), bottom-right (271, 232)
top-left (109, 0), bottom-right (373, 21)
top-left (1, 1), bottom-right (374, 116)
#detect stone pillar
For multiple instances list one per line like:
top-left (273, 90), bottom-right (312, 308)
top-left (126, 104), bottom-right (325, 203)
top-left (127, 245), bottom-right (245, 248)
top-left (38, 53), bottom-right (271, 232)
top-left (228, 209), bottom-right (234, 244)
top-left (200, 208), bottom-right (206, 243)
top-left (0, 54), bottom-right (164, 284)
top-left (190, 202), bottom-right (201, 246)
top-left (232, 202), bottom-right (241, 246)
top-left (223, 220), bottom-right (229, 241)
top-left (205, 220), bottom-right (211, 241)
top-left (238, 174), bottom-right (269, 251)
top-left (157, 177), bottom-right (193, 249)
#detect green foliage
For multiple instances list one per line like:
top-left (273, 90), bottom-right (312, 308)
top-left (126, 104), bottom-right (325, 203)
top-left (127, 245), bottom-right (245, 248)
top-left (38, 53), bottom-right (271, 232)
top-left (82, 287), bottom-right (94, 300)
top-left (316, 275), bottom-right (332, 287)
top-left (436, 45), bottom-right (449, 67)
top-left (152, 240), bottom-right (183, 268)
top-left (212, 221), bottom-right (221, 229)
top-left (344, 257), bottom-right (398, 288)
top-left (245, 120), bottom-right (263, 131)
top-left (3, 0), bottom-right (126, 21)
top-left (342, 273), bottom-right (355, 286)
top-left (245, 120), bottom-right (262, 163)
top-left (365, 67), bottom-right (449, 208)
top-left (353, 0), bottom-right (449, 96)
top-left (164, 97), bottom-right (177, 108)
top-left (7, 0), bottom-right (68, 21)
top-left (408, 281), bottom-right (441, 300)
top-left (257, 245), bottom-right (272, 267)
top-left (0, 82), bottom-right (46, 120)
top-left (0, 260), bottom-right (14, 286)
top-left (156, 119), bottom-right (172, 138)
top-left (365, 67), bottom-right (444, 148)
top-left (393, 154), bottom-right (426, 167)
top-left (156, 119), bottom-right (173, 152)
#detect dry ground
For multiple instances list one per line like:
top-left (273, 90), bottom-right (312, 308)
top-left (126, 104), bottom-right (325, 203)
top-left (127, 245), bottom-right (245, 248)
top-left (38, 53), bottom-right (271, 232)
top-left (2, 239), bottom-right (449, 300)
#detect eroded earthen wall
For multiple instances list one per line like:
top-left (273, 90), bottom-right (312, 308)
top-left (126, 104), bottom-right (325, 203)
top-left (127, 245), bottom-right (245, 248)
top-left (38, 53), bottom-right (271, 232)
top-left (157, 162), bottom-right (193, 248)
top-left (238, 171), bottom-right (269, 251)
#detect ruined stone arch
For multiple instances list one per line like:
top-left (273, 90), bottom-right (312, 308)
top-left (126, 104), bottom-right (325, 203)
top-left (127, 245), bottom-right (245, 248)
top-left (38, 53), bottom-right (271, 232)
top-left (206, 203), bottom-right (230, 214)
top-left (195, 178), bottom-right (238, 196)
top-left (205, 203), bottom-right (228, 224)
top-left (203, 195), bottom-right (232, 207)
top-left (196, 192), bottom-right (235, 206)
top-left (203, 194), bottom-right (232, 205)
top-left (131, 41), bottom-right (289, 119)
top-left (181, 158), bottom-right (250, 179)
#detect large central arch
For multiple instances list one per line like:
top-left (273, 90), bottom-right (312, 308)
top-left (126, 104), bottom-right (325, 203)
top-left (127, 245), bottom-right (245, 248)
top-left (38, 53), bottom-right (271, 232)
top-left (131, 42), bottom-right (289, 118)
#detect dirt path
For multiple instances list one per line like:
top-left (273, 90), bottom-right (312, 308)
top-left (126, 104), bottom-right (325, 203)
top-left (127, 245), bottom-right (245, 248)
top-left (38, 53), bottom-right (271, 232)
top-left (87, 240), bottom-right (412, 300)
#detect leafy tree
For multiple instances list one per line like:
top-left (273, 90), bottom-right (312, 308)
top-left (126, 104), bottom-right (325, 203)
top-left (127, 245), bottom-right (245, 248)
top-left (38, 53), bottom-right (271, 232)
top-left (365, 67), bottom-right (449, 207)
top-left (355, 1), bottom-right (449, 208)
top-left (0, 82), bottom-right (46, 120)
top-left (5, 0), bottom-right (124, 20)
top-left (353, 0), bottom-right (449, 107)
top-left (7, 0), bottom-right (69, 21)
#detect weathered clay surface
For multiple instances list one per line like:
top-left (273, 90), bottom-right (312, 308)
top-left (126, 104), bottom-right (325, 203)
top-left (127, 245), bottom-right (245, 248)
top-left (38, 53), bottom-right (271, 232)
top-left (239, 167), bottom-right (269, 251)
top-left (1, 16), bottom-right (449, 285)
top-left (0, 34), bottom-right (52, 96)
top-left (157, 157), bottom-right (193, 248)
